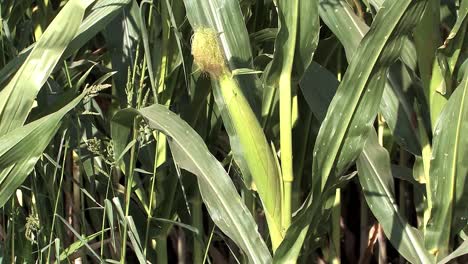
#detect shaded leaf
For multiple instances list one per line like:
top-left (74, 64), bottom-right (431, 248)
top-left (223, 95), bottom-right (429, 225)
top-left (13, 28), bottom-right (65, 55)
top-left (300, 61), bottom-right (432, 264)
top-left (425, 69), bottom-right (468, 259)
top-left (0, 93), bottom-right (85, 207)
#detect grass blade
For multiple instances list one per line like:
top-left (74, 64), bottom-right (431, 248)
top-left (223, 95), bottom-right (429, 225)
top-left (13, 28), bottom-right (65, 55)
top-left (0, 0), bottom-right (131, 88)
top-left (437, 239), bottom-right (468, 264)
top-left (0, 93), bottom-right (85, 207)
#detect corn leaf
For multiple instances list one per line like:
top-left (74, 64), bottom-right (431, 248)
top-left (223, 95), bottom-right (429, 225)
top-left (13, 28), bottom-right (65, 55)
top-left (111, 105), bottom-right (272, 264)
top-left (300, 62), bottom-right (433, 264)
top-left (357, 133), bottom-right (434, 264)
top-left (0, 93), bottom-right (85, 207)
top-left (274, 1), bottom-right (428, 260)
top-left (0, 0), bottom-right (94, 135)
top-left (425, 68), bottom-right (468, 260)
top-left (437, 239), bottom-right (468, 264)
top-left (319, 0), bottom-right (421, 155)
top-left (312, 0), bottom-right (426, 200)
top-left (427, 0), bottom-right (467, 127)
top-left (0, 0), bottom-right (131, 88)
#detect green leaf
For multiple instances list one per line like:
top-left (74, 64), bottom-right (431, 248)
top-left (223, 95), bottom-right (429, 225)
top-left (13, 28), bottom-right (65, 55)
top-left (0, 0), bottom-right (131, 88)
top-left (300, 62), bottom-right (433, 264)
top-left (425, 69), bottom-right (468, 259)
top-left (319, 0), bottom-right (421, 155)
top-left (426, 0), bottom-right (468, 127)
top-left (437, 239), bottom-right (468, 264)
top-left (56, 214), bottom-right (102, 262)
top-left (103, 0), bottom-right (141, 106)
top-left (111, 105), bottom-right (272, 264)
top-left (59, 229), bottom-right (110, 261)
top-left (267, 0), bottom-right (320, 83)
top-left (357, 132), bottom-right (434, 264)
top-left (275, 1), bottom-right (428, 260)
top-left (313, 0), bottom-right (426, 203)
top-left (0, 93), bottom-right (85, 207)
top-left (0, 0), bottom-right (94, 135)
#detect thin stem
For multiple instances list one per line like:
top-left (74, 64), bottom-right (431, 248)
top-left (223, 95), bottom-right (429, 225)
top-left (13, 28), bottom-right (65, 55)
top-left (156, 237), bottom-right (168, 264)
top-left (330, 189), bottom-right (341, 264)
top-left (46, 132), bottom-right (68, 262)
top-left (399, 149), bottom-right (408, 264)
top-left (121, 119), bottom-right (139, 263)
top-left (202, 226), bottom-right (216, 264)
top-left (377, 114), bottom-right (387, 264)
top-left (100, 166), bottom-right (113, 258)
top-left (279, 0), bottom-right (299, 232)
top-left (63, 60), bottom-right (72, 89)
top-left (144, 132), bottom-right (159, 256)
top-left (10, 198), bottom-right (15, 263)
top-left (192, 197), bottom-right (204, 264)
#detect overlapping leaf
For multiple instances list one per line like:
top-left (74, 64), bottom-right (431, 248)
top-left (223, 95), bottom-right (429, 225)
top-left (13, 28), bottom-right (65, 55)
top-left (0, 93), bottom-right (85, 207)
top-left (0, 0), bottom-right (131, 87)
top-left (319, 0), bottom-right (421, 155)
top-left (0, 0), bottom-right (94, 135)
top-left (358, 133), bottom-right (434, 264)
top-left (312, 0), bottom-right (426, 201)
top-left (425, 68), bottom-right (468, 260)
top-left (300, 62), bottom-right (433, 264)
top-left (111, 105), bottom-right (272, 264)
top-left (274, 1), bottom-right (428, 261)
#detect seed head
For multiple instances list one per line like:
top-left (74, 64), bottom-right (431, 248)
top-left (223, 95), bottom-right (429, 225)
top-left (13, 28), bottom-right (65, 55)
top-left (191, 28), bottom-right (227, 78)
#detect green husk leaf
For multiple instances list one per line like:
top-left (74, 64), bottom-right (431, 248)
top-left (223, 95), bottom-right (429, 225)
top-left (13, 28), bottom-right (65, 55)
top-left (184, 0), bottom-right (284, 248)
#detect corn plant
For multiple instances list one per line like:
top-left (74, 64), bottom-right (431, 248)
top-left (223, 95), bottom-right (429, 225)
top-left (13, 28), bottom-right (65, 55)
top-left (0, 0), bottom-right (467, 263)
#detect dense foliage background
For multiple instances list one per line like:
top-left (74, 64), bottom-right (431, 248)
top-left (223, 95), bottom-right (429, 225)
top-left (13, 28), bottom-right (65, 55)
top-left (0, 0), bottom-right (467, 263)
